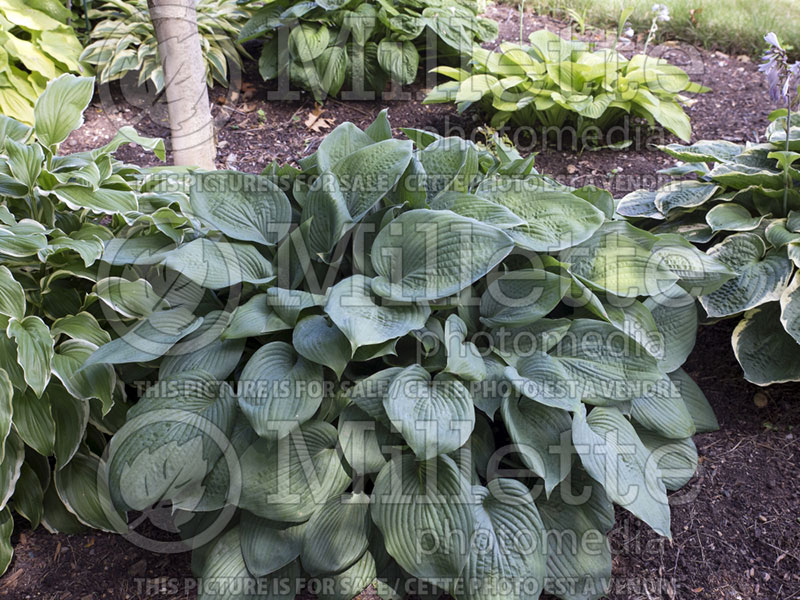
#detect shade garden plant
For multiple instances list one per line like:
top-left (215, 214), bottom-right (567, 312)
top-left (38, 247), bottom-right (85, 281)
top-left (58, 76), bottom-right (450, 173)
top-left (69, 111), bottom-right (730, 600)
top-left (238, 0), bottom-right (499, 101)
top-left (424, 30), bottom-right (708, 144)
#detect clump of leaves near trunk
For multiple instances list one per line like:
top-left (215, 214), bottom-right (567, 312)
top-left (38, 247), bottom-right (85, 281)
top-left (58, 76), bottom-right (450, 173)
top-left (0, 73), bottom-right (185, 573)
top-left (88, 111), bottom-right (725, 600)
top-left (80, 0), bottom-right (255, 92)
top-left (239, 0), bottom-right (499, 101)
top-left (424, 30), bottom-right (708, 144)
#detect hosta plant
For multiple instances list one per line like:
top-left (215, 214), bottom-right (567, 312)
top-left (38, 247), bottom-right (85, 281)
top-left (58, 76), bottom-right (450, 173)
top-left (0, 74), bottom-right (184, 573)
top-left (617, 113), bottom-right (800, 386)
top-left (424, 30), bottom-right (708, 143)
top-left (0, 0), bottom-right (86, 124)
top-left (80, 0), bottom-right (255, 92)
top-left (239, 0), bottom-right (498, 101)
top-left (89, 112), bottom-right (724, 600)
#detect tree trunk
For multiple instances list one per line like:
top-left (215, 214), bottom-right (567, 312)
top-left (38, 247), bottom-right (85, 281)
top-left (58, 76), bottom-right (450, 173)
top-left (147, 0), bottom-right (216, 169)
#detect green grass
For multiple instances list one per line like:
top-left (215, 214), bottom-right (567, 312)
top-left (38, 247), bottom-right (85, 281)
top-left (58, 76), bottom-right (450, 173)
top-left (500, 0), bottom-right (800, 58)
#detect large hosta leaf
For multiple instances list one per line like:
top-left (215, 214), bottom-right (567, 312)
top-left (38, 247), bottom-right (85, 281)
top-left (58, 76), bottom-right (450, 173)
top-left (384, 365), bottom-right (475, 459)
top-left (371, 210), bottom-right (514, 301)
top-left (630, 375), bottom-right (695, 439)
top-left (7, 315), bottom-right (54, 397)
top-left (701, 233), bottom-right (793, 318)
top-left (189, 171), bottom-right (292, 245)
top-left (653, 181), bottom-right (719, 214)
top-left (572, 405), bottom-right (670, 537)
top-left (292, 315), bottom-right (351, 379)
top-left (504, 351), bottom-right (581, 411)
top-left (460, 479), bottom-right (547, 600)
top-left (0, 431), bottom-right (23, 510)
top-left (325, 275), bottom-right (430, 352)
top-left (501, 394), bottom-right (573, 494)
top-left (55, 450), bottom-right (126, 533)
top-left (635, 428), bottom-right (698, 491)
top-left (371, 454), bottom-right (475, 587)
top-left (667, 369), bottom-right (718, 432)
top-left (161, 239), bottom-right (274, 289)
top-left (0, 266), bottom-right (25, 321)
top-left (240, 512), bottom-right (305, 577)
top-left (733, 303), bottom-right (800, 385)
top-left (239, 420), bottom-right (351, 522)
top-left (443, 314), bottom-right (486, 381)
top-left (643, 289), bottom-right (698, 374)
top-left (238, 341), bottom-right (324, 440)
top-left (52, 340), bottom-right (115, 413)
top-left (480, 269), bottom-right (569, 328)
top-left (34, 74), bottom-right (94, 148)
top-left (780, 271), bottom-right (800, 343)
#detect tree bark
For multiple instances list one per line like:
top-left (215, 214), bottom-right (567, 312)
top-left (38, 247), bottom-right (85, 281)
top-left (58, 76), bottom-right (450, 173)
top-left (147, 0), bottom-right (216, 169)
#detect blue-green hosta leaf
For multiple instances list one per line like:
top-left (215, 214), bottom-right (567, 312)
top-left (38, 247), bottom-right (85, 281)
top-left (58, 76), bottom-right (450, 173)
top-left (371, 454), bottom-right (475, 587)
top-left (732, 303), bottom-right (800, 385)
top-left (384, 365), bottom-right (475, 460)
top-left (55, 450), bottom-right (126, 533)
top-left (159, 311), bottom-right (245, 381)
top-left (222, 294), bottom-right (291, 339)
top-left (600, 299), bottom-right (664, 361)
top-left (106, 371), bottom-right (237, 512)
top-left (708, 163), bottom-right (784, 189)
top-left (161, 239), bottom-right (274, 289)
top-left (560, 230), bottom-right (678, 298)
top-left (49, 185), bottom-right (138, 215)
top-left (240, 512), bottom-right (305, 577)
top-left (428, 192), bottom-right (526, 228)
top-left (501, 393), bottom-right (573, 494)
top-left (443, 314), bottom-right (486, 381)
top-left (238, 341), bottom-right (325, 440)
top-left (643, 289), bottom-right (698, 373)
top-left (0, 507), bottom-right (12, 574)
top-left (325, 275), bottom-right (430, 352)
top-left (52, 339), bottom-right (115, 414)
top-left (656, 140), bottom-right (743, 163)
top-left (347, 367), bottom-right (403, 424)
top-left (504, 351), bottom-right (581, 411)
top-left (34, 74), bottom-right (94, 148)
top-left (471, 356), bottom-right (512, 420)
top-left (7, 315), bottom-right (54, 397)
top-left (653, 181), bottom-right (720, 215)
top-left (701, 233), bottom-right (793, 318)
top-left (634, 427), bottom-right (698, 491)
top-left (318, 548), bottom-right (377, 600)
top-left (83, 307), bottom-right (203, 367)
top-left (667, 369), bottom-right (717, 432)
top-left (338, 404), bottom-right (398, 475)
top-left (549, 319), bottom-right (662, 405)
top-left (780, 271), bottom-right (800, 344)
top-left (418, 137), bottom-right (479, 198)
top-left (314, 122), bottom-right (374, 173)
top-left (0, 266), bottom-right (24, 321)
top-left (705, 203), bottom-right (764, 232)
top-left (649, 237), bottom-right (735, 296)
top-left (288, 24), bottom-right (330, 62)
top-left (537, 469), bottom-right (614, 600)
top-left (92, 276), bottom-right (168, 319)
top-left (572, 405), bottom-right (670, 537)
top-left (490, 318), bottom-right (572, 366)
top-left (0, 431), bottom-right (23, 511)
top-left (293, 315), bottom-right (351, 379)
top-left (377, 39), bottom-right (419, 85)
top-left (267, 288), bottom-right (326, 327)
top-left (630, 375), bottom-right (695, 439)
top-left (615, 190), bottom-right (664, 220)
top-left (239, 420), bottom-right (351, 522)
top-left (480, 269), bottom-right (569, 328)
top-left (371, 210), bottom-right (514, 302)
top-left (301, 492), bottom-right (371, 576)
top-left (101, 233), bottom-right (176, 266)
top-left (189, 171), bottom-right (292, 246)
top-left (478, 186), bottom-right (605, 252)
top-left (460, 478), bottom-right (547, 600)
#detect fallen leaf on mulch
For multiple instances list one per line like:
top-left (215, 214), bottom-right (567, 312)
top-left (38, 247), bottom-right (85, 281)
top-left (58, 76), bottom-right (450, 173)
top-left (305, 105), bottom-right (334, 132)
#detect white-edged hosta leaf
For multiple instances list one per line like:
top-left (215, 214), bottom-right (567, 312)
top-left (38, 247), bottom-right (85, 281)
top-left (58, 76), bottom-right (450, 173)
top-left (0, 507), bottom-right (12, 574)
top-left (14, 462), bottom-right (44, 528)
top-left (480, 269), bottom-right (569, 328)
top-left (238, 341), bottom-right (325, 440)
top-left (634, 428), bottom-right (698, 491)
top-left (41, 478), bottom-right (86, 534)
top-left (222, 294), bottom-right (291, 339)
top-left (239, 420), bottom-right (351, 522)
top-left (616, 190), bottom-right (663, 219)
top-left (572, 405), bottom-right (670, 537)
top-left (34, 74), bottom-right (94, 148)
top-left (7, 315), bottom-right (54, 397)
top-left (189, 171), bottom-right (292, 245)
top-left (52, 339), bottom-right (115, 414)
top-left (0, 370), bottom-right (10, 463)
top-left (504, 351), bottom-right (581, 411)
top-left (161, 239), bottom-right (274, 289)
top-left (0, 220), bottom-right (48, 258)
top-left (83, 307), bottom-right (202, 367)
top-left (0, 266), bottom-right (24, 320)
top-left (371, 210), bottom-right (514, 302)
top-left (384, 365), bottom-right (475, 460)
top-left (0, 431), bottom-right (23, 511)
top-left (325, 275), bottom-right (430, 352)
top-left (300, 492), bottom-right (371, 576)
top-left (780, 271), bottom-right (800, 343)
top-left (460, 478), bottom-right (547, 600)
top-left (293, 315), bottom-right (351, 379)
top-left (51, 312), bottom-right (110, 347)
top-left (240, 512), bottom-right (305, 577)
top-left (657, 140), bottom-right (743, 163)
top-left (630, 375), bottom-right (695, 439)
top-left (371, 454), bottom-right (475, 587)
top-left (501, 393), bottom-right (572, 495)
top-left (443, 314), bottom-right (486, 381)
top-left (50, 185), bottom-right (138, 214)
top-left (701, 233), bottom-right (793, 318)
top-left (705, 203), bottom-right (763, 232)
top-left (50, 385), bottom-right (89, 470)
top-left (732, 303), bottom-right (800, 385)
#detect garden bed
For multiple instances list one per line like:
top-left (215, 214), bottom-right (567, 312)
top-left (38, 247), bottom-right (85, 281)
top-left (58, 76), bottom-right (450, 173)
top-left (1, 4), bottom-right (798, 600)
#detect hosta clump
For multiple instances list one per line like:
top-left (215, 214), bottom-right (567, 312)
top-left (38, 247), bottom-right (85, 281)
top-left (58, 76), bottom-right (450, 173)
top-left (81, 0), bottom-right (256, 92)
top-left (424, 30), bottom-right (708, 143)
top-left (94, 112), bottom-right (722, 600)
top-left (0, 74), bottom-right (186, 573)
top-left (617, 114), bottom-right (800, 385)
top-left (239, 0), bottom-right (498, 101)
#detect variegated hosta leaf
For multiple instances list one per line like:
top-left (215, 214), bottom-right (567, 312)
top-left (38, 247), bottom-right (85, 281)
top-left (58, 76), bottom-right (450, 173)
top-left (780, 271), bottom-right (800, 344)
top-left (7, 315), bottom-right (54, 397)
top-left (55, 450), bottom-right (126, 533)
top-left (0, 266), bottom-right (25, 321)
top-left (371, 209), bottom-right (514, 302)
top-left (572, 405), bottom-right (671, 537)
top-left (733, 303), bottom-right (800, 385)
top-left (239, 420), bottom-right (351, 522)
top-left (701, 233), bottom-right (793, 318)
top-left (52, 339), bottom-right (115, 415)
top-left (34, 74), bottom-right (94, 148)
top-left (705, 203), bottom-right (764, 232)
top-left (0, 431), bottom-right (24, 511)
top-left (371, 454), bottom-right (475, 588)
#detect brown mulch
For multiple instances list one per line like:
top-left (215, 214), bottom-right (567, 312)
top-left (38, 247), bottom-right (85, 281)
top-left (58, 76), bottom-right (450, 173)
top-left (3, 4), bottom-right (799, 600)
